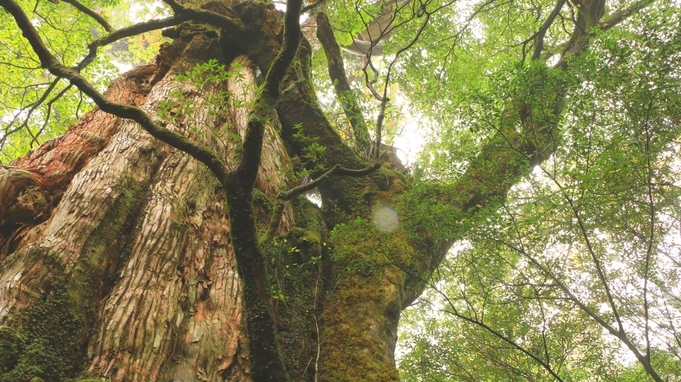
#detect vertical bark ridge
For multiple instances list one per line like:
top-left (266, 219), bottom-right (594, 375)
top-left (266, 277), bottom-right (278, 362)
top-left (0, 76), bottom-right (168, 380)
top-left (0, 65), bottom-right (164, 256)
top-left (85, 54), bottom-right (293, 381)
top-left (86, 150), bottom-right (236, 381)
top-left (0, 112), bottom-right (166, 319)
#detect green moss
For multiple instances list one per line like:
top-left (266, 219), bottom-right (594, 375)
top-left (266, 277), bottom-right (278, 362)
top-left (259, 195), bottom-right (330, 380)
top-left (0, 283), bottom-right (86, 382)
top-left (0, 173), bottom-right (153, 382)
top-left (315, 218), bottom-right (409, 382)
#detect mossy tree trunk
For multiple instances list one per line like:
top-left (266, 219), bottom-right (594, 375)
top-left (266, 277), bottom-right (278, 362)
top-left (0, 0), bottom-right (613, 380)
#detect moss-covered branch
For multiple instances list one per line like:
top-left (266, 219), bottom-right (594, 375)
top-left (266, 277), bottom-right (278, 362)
top-left (402, 0), bottom-right (657, 298)
top-left (316, 12), bottom-right (371, 156)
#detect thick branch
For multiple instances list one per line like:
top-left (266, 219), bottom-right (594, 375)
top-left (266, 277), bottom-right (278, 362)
top-left (531, 0), bottom-right (567, 60)
top-left (162, 0), bottom-right (245, 40)
top-left (445, 0), bottom-right (657, 244)
top-left (317, 12), bottom-right (371, 156)
top-left (234, 0), bottom-right (302, 185)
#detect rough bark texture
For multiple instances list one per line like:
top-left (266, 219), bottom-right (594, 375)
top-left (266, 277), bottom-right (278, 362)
top-left (0, 27), bottom-right (294, 381)
top-left (0, 0), bottom-right (602, 380)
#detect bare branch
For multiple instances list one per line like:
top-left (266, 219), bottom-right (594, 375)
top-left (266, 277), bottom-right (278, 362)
top-left (79, 15), bottom-right (189, 71)
top-left (301, 0), bottom-right (326, 14)
top-left (0, 78), bottom-right (62, 149)
top-left (598, 0), bottom-right (652, 31)
top-left (266, 163), bottom-right (381, 240)
top-left (283, 163), bottom-right (381, 200)
top-left (62, 0), bottom-right (113, 32)
top-left (0, 0), bottom-right (230, 183)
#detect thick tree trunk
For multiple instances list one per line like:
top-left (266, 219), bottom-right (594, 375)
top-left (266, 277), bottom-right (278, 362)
top-left (0, 11), bottom-right (409, 379)
top-left (0, 0), bottom-right (574, 380)
top-left (0, 30), bottom-right (299, 380)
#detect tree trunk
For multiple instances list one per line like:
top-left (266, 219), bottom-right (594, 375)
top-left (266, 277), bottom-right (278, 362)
top-left (0, 1), bottom-right (576, 380)
top-left (0, 8), bottom-right (407, 380)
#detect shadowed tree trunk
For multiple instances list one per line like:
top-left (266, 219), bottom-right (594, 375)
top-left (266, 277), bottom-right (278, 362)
top-left (0, 0), bottom-right (650, 380)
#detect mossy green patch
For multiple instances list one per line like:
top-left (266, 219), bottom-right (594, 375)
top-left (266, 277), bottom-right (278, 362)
top-left (0, 283), bottom-right (87, 382)
top-left (264, 196), bottom-right (328, 380)
top-left (316, 219), bottom-right (409, 381)
top-left (0, 172), bottom-right (153, 382)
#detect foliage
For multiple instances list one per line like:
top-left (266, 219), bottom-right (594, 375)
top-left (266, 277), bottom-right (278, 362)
top-left (1, 0), bottom-right (680, 379)
top-left (0, 0), bottom-right (166, 162)
top-left (399, 1), bottom-right (681, 380)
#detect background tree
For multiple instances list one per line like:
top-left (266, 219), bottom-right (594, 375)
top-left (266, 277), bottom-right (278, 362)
top-left (0, 0), bottom-right (678, 381)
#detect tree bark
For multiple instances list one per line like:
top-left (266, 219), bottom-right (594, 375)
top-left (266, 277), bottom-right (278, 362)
top-left (0, 28), bottom-right (294, 381)
top-left (0, 0), bottom-right (628, 380)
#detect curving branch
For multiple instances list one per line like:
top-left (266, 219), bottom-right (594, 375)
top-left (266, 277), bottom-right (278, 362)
top-left (301, 0), bottom-right (326, 14)
top-left (79, 14), bottom-right (190, 71)
top-left (516, 0), bottom-right (567, 64)
top-left (531, 0), bottom-right (567, 61)
top-left (62, 0), bottom-right (113, 33)
top-left (162, 0), bottom-right (245, 39)
top-left (0, 0), bottom-right (230, 183)
top-left (266, 163), bottom-right (382, 240)
top-left (281, 163), bottom-right (381, 200)
top-left (598, 0), bottom-right (652, 31)
top-left (29, 83), bottom-right (73, 148)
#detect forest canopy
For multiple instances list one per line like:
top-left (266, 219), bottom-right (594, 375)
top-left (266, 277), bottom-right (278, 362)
top-left (1, 0), bottom-right (680, 380)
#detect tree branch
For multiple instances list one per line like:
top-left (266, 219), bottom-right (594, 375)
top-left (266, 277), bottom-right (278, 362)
top-left (163, 0), bottom-right (245, 39)
top-left (265, 163), bottom-right (381, 240)
top-left (531, 0), bottom-right (567, 61)
top-left (317, 12), bottom-right (371, 156)
top-left (80, 14), bottom-right (190, 70)
top-left (598, 0), bottom-right (652, 31)
top-left (233, 0), bottom-right (302, 186)
top-left (423, 278), bottom-right (567, 381)
top-left (0, 0), bottom-right (230, 183)
top-left (283, 163), bottom-right (382, 200)
top-left (62, 0), bottom-right (113, 33)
